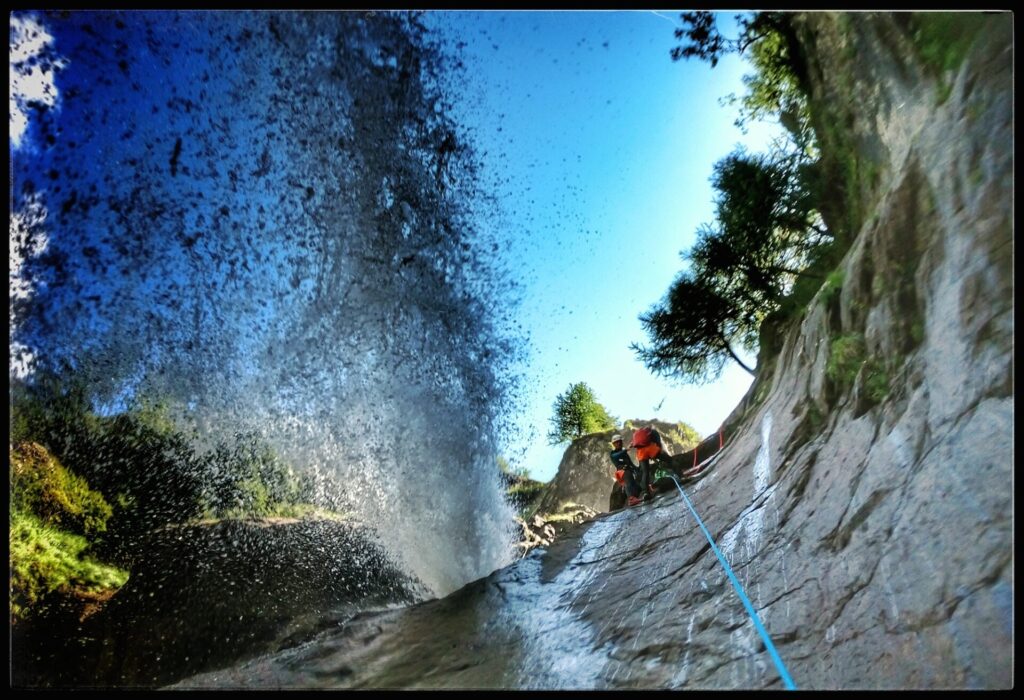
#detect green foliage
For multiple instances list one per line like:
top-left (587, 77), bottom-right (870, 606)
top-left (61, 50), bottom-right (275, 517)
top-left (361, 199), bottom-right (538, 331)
top-left (862, 358), bottom-right (890, 404)
top-left (826, 333), bottom-right (867, 391)
top-left (10, 509), bottom-right (128, 624)
top-left (826, 335), bottom-right (889, 407)
top-left (823, 268), bottom-right (845, 302)
top-left (909, 13), bottom-right (990, 77)
top-left (497, 455), bottom-right (531, 481)
top-left (673, 12), bottom-right (815, 153)
top-left (546, 382), bottom-right (617, 445)
top-left (634, 146), bottom-right (830, 384)
top-left (10, 374), bottom-right (317, 559)
top-left (826, 333), bottom-right (890, 404)
top-left (8, 375), bottom-right (327, 623)
top-left (200, 431), bottom-right (311, 518)
top-left (633, 271), bottom-right (753, 383)
top-left (664, 422), bottom-right (701, 449)
top-left (506, 479), bottom-right (547, 515)
top-left (694, 149), bottom-right (828, 297)
top-left (10, 442), bottom-right (113, 537)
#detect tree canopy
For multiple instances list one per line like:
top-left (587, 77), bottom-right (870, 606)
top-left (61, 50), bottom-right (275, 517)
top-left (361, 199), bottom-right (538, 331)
top-left (672, 11), bottom-right (813, 150)
top-left (634, 12), bottom-right (829, 385)
top-left (546, 382), bottom-right (617, 445)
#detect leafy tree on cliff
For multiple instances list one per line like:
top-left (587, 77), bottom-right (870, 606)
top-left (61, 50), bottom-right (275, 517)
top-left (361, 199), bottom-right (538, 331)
top-left (691, 148), bottom-right (828, 303)
top-left (635, 11), bottom-right (831, 385)
top-left (633, 146), bottom-right (829, 383)
top-left (672, 11), bottom-right (813, 152)
top-left (633, 270), bottom-right (757, 381)
top-left (547, 382), bottom-right (617, 445)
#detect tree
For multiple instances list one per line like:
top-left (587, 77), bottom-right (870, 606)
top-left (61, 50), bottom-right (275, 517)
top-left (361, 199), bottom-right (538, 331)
top-left (633, 145), bottom-right (831, 385)
top-left (672, 12), bottom-right (813, 152)
top-left (692, 148), bottom-right (828, 301)
top-left (632, 271), bottom-right (756, 383)
top-left (547, 383), bottom-right (617, 445)
top-left (635, 13), bottom-right (833, 387)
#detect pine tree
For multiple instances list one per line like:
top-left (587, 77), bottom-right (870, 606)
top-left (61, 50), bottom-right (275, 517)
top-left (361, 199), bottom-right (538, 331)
top-left (546, 382), bottom-right (617, 445)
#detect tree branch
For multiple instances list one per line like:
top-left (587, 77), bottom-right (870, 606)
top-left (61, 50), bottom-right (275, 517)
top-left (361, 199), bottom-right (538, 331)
top-left (718, 331), bottom-right (756, 375)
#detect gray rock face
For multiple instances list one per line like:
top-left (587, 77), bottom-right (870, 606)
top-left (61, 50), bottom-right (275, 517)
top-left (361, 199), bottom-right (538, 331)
top-left (178, 13), bottom-right (1012, 690)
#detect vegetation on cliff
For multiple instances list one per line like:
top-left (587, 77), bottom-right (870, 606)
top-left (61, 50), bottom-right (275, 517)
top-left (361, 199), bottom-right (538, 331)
top-left (634, 11), bottom-right (828, 386)
top-left (498, 456), bottom-right (547, 515)
top-left (10, 442), bottom-right (128, 624)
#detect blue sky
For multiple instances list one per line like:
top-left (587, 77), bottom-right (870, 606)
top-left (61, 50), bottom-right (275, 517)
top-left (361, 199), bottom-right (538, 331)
top-left (425, 11), bottom-right (784, 481)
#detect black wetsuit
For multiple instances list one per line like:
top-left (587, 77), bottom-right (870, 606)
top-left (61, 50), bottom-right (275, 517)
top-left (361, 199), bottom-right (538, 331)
top-left (609, 447), bottom-right (640, 499)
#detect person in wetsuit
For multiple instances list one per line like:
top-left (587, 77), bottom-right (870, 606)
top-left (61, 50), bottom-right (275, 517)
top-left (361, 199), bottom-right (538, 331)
top-left (631, 425), bottom-right (668, 501)
top-left (609, 433), bottom-right (644, 507)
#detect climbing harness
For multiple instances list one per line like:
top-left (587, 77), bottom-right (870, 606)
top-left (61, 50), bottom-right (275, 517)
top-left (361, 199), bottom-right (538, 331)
top-left (666, 473), bottom-right (798, 691)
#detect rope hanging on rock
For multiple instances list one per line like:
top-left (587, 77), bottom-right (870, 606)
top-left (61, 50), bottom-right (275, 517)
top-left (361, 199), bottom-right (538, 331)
top-left (666, 474), bottom-right (798, 691)
top-left (692, 426), bottom-right (725, 470)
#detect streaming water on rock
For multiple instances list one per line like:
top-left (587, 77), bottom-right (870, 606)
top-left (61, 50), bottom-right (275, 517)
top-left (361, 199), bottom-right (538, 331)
top-left (10, 11), bottom-right (522, 597)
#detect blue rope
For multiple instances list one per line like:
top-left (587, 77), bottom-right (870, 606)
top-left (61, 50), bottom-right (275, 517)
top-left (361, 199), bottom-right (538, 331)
top-left (667, 474), bottom-right (798, 690)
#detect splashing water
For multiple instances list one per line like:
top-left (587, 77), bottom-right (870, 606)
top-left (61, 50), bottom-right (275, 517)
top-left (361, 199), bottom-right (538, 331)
top-left (10, 11), bottom-right (522, 597)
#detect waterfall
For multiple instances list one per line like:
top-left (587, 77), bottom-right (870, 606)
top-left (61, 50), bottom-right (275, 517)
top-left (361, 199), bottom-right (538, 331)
top-left (10, 10), bottom-right (521, 597)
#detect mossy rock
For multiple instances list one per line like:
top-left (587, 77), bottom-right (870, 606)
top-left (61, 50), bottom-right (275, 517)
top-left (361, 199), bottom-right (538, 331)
top-left (9, 509), bottom-right (128, 624)
top-left (10, 442), bottom-right (113, 537)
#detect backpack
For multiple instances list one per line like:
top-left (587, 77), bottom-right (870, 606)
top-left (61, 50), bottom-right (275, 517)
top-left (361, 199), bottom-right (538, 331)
top-left (630, 426), bottom-right (653, 448)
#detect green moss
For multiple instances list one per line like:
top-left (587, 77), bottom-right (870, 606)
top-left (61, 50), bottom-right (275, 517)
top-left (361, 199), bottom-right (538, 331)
top-left (910, 12), bottom-right (990, 76)
top-left (826, 333), bottom-right (867, 391)
top-left (910, 319), bottom-right (926, 346)
top-left (826, 333), bottom-right (892, 404)
top-left (807, 403), bottom-right (825, 433)
top-left (10, 442), bottom-right (113, 537)
top-left (10, 509), bottom-right (129, 623)
top-left (862, 358), bottom-right (890, 404)
top-left (824, 268), bottom-right (844, 296)
top-left (871, 273), bottom-right (886, 298)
